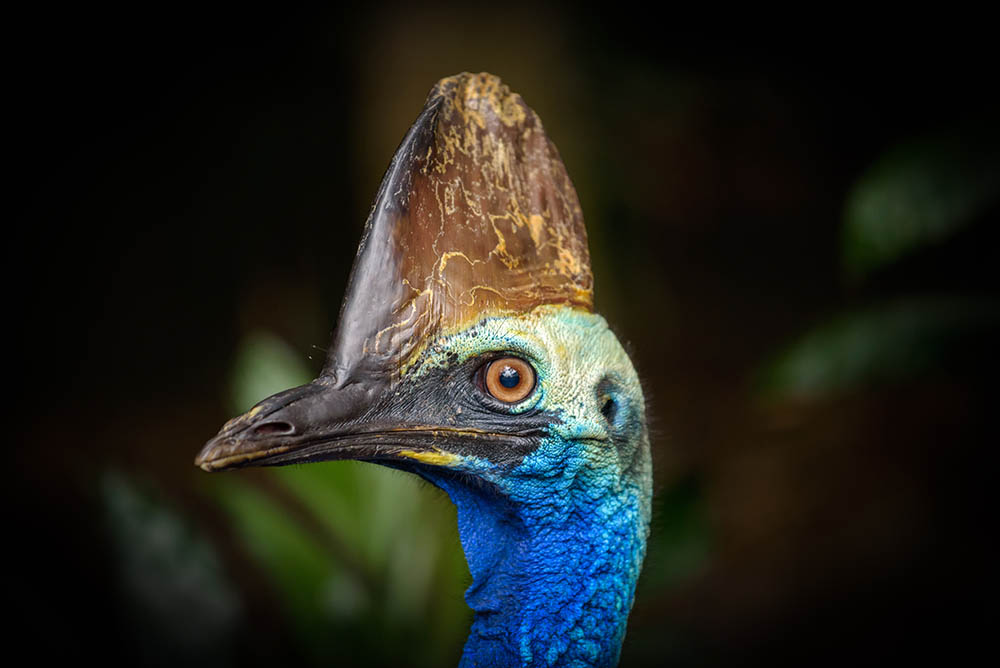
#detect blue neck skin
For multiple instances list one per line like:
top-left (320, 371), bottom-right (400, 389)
top-left (421, 444), bottom-right (648, 668)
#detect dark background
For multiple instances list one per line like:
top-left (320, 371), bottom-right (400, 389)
top-left (11, 5), bottom-right (997, 666)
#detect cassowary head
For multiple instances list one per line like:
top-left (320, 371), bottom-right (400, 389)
top-left (197, 73), bottom-right (651, 668)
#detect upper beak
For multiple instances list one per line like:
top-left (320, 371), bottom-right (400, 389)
top-left (196, 381), bottom-right (351, 471)
top-left (195, 379), bottom-right (468, 472)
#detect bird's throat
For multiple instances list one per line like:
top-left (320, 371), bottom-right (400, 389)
top-left (423, 462), bottom-right (649, 668)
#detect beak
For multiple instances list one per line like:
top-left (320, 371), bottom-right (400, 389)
top-left (195, 378), bottom-right (472, 473)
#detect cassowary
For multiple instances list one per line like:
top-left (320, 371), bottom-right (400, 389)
top-left (197, 72), bottom-right (652, 668)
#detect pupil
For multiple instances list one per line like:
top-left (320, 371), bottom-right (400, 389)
top-left (498, 366), bottom-right (520, 388)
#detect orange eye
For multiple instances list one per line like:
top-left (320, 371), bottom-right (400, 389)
top-left (484, 357), bottom-right (536, 403)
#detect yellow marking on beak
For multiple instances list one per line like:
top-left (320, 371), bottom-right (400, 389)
top-left (397, 449), bottom-right (462, 466)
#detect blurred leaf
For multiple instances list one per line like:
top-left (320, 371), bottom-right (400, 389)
top-left (842, 128), bottom-right (999, 281)
top-left (103, 471), bottom-right (241, 666)
top-left (230, 330), bottom-right (312, 412)
top-left (206, 475), bottom-right (353, 648)
top-left (640, 475), bottom-right (711, 592)
top-left (759, 298), bottom-right (1000, 397)
top-left (271, 463), bottom-right (456, 622)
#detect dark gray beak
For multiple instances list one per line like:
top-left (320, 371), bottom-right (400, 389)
top-left (194, 376), bottom-right (482, 472)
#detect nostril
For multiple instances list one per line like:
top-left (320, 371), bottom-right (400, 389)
top-left (251, 421), bottom-right (295, 437)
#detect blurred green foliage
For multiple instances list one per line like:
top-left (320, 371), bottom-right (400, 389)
top-left (763, 125), bottom-right (999, 397)
top-left (760, 298), bottom-right (999, 397)
top-left (842, 128), bottom-right (999, 281)
top-left (229, 331), bottom-right (313, 414)
top-left (206, 331), bottom-right (469, 666)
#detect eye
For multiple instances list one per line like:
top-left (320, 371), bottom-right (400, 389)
top-left (483, 357), bottom-right (536, 403)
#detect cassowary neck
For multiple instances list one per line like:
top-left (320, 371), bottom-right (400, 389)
top-left (425, 460), bottom-right (648, 668)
